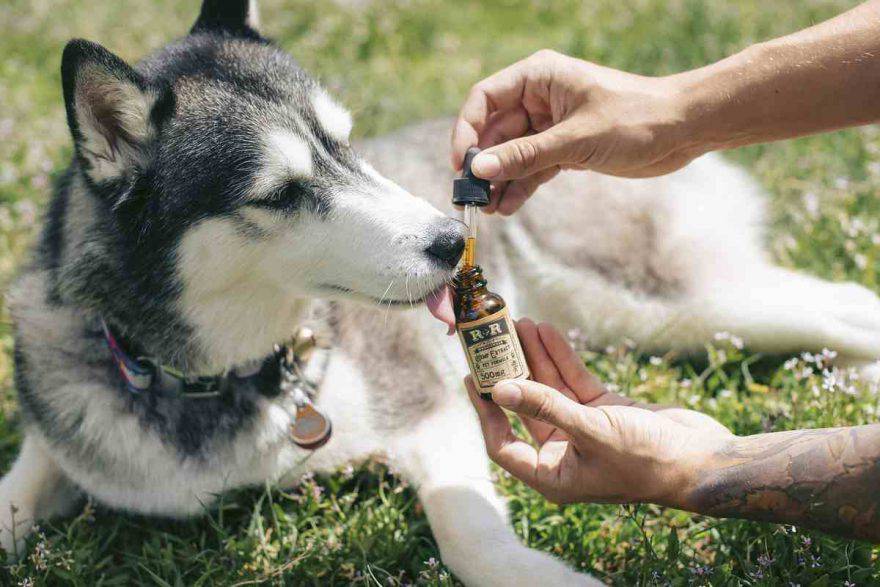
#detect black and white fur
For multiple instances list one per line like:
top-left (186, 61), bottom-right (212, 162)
top-left (4, 2), bottom-right (880, 584)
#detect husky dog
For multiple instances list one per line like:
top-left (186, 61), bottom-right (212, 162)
top-left (4, 0), bottom-right (880, 584)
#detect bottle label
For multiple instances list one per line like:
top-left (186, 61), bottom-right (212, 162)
top-left (457, 307), bottom-right (530, 391)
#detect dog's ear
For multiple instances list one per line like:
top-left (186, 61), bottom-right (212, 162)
top-left (191, 0), bottom-right (260, 36)
top-left (61, 39), bottom-right (161, 184)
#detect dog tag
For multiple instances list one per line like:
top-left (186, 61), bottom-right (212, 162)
top-left (291, 403), bottom-right (332, 449)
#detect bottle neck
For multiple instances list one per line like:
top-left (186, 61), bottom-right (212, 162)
top-left (454, 265), bottom-right (489, 296)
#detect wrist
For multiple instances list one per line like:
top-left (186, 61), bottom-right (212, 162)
top-left (652, 71), bottom-right (714, 164)
top-left (668, 41), bottom-right (773, 155)
top-left (655, 433), bottom-right (736, 510)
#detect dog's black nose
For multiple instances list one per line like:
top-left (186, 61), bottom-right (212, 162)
top-left (426, 226), bottom-right (466, 268)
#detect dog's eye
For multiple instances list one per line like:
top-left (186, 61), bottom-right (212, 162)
top-left (248, 182), bottom-right (306, 213)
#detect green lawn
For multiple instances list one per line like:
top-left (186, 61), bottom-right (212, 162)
top-left (2, 0), bottom-right (879, 584)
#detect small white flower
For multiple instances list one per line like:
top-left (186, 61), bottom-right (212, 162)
top-left (29, 174), bottom-right (49, 190)
top-left (797, 366), bottom-right (814, 381)
top-left (821, 368), bottom-right (849, 393)
top-left (851, 218), bottom-right (867, 237)
top-left (14, 199), bottom-right (37, 226)
top-left (802, 191), bottom-right (820, 218)
top-left (0, 164), bottom-right (18, 185)
top-left (0, 117), bottom-right (14, 138)
top-left (0, 206), bottom-right (12, 231)
top-left (783, 358), bottom-right (799, 371)
top-left (649, 356), bottom-right (663, 366)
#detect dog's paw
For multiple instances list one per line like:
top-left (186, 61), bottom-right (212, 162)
top-left (444, 541), bottom-right (602, 587)
top-left (803, 280), bottom-right (880, 361)
top-left (704, 270), bottom-right (880, 361)
top-left (822, 281), bottom-right (880, 333)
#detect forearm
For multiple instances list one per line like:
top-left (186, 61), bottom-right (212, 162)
top-left (672, 0), bottom-right (880, 153)
top-left (682, 425), bottom-right (880, 541)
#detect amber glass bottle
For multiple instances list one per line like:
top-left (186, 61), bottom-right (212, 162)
top-left (452, 148), bottom-right (530, 400)
top-left (454, 265), bottom-right (530, 400)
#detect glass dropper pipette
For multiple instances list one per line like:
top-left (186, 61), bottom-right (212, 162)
top-left (453, 147), bottom-right (491, 268)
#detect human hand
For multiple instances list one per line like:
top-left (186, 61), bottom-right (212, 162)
top-left (451, 50), bottom-right (701, 215)
top-left (466, 319), bottom-right (733, 506)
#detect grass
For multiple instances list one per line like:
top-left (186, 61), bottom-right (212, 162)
top-left (1, 0), bottom-right (879, 584)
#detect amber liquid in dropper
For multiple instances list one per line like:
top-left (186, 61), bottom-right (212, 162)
top-left (453, 208), bottom-right (529, 401)
top-left (463, 237), bottom-right (476, 268)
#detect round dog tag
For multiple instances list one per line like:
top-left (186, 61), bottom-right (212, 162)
top-left (291, 403), bottom-right (332, 449)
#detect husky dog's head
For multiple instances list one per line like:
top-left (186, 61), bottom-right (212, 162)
top-left (59, 0), bottom-right (464, 371)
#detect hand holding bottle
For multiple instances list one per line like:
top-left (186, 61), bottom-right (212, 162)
top-left (466, 319), bottom-right (732, 505)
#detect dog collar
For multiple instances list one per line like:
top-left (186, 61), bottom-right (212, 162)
top-left (100, 318), bottom-right (333, 449)
top-left (101, 318), bottom-right (250, 396)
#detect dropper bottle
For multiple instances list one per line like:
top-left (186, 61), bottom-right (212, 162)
top-left (452, 148), bottom-right (530, 400)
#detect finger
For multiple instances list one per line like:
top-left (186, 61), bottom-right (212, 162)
top-left (496, 167), bottom-right (560, 216)
top-left (512, 319), bottom-right (561, 442)
top-left (479, 107), bottom-right (531, 150)
top-left (491, 378), bottom-right (591, 439)
top-left (451, 62), bottom-right (533, 169)
top-left (471, 125), bottom-right (577, 181)
top-left (516, 319), bottom-right (566, 391)
top-left (535, 322), bottom-right (614, 405)
top-left (483, 181), bottom-right (509, 215)
top-left (466, 376), bottom-right (511, 437)
top-left (466, 377), bottom-right (545, 484)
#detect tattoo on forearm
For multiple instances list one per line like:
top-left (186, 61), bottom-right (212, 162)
top-left (688, 425), bottom-right (880, 542)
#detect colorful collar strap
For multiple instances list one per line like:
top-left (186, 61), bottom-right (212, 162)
top-left (100, 318), bottom-right (155, 394)
top-left (100, 318), bottom-right (262, 397)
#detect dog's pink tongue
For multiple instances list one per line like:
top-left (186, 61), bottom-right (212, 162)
top-left (427, 286), bottom-right (456, 335)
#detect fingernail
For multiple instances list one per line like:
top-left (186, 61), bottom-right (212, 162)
top-left (472, 153), bottom-right (501, 178)
top-left (492, 381), bottom-right (522, 408)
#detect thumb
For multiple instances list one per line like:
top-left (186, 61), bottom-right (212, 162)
top-left (492, 379), bottom-right (589, 436)
top-left (472, 127), bottom-right (576, 181)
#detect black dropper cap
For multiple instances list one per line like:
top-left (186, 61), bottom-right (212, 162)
top-left (453, 147), bottom-right (491, 207)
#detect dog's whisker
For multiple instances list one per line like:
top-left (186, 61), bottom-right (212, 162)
top-left (377, 279), bottom-right (395, 308)
top-left (405, 275), bottom-right (413, 310)
top-left (383, 278), bottom-right (397, 329)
